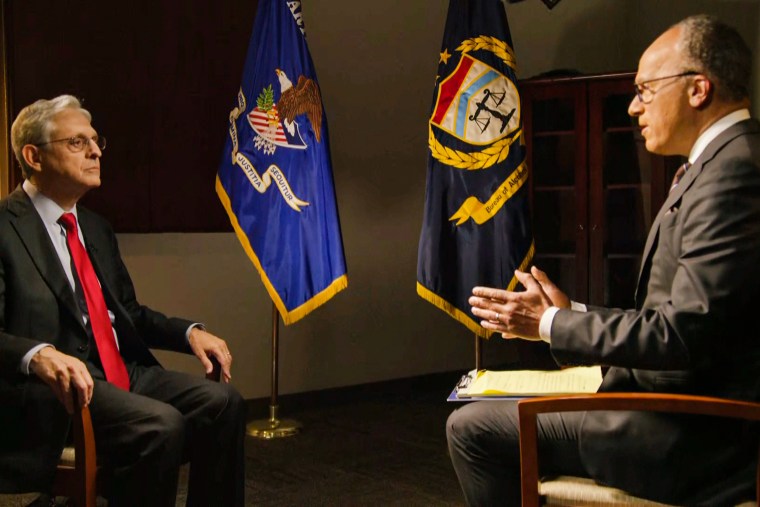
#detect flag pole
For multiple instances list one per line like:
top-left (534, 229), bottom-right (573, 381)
top-left (475, 333), bottom-right (482, 371)
top-left (246, 302), bottom-right (302, 439)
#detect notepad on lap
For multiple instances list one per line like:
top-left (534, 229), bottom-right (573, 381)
top-left (457, 366), bottom-right (603, 397)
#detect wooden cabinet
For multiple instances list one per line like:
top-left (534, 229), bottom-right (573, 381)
top-left (521, 73), bottom-right (684, 308)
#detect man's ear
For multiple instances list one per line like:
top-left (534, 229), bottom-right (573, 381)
top-left (20, 145), bottom-right (43, 174)
top-left (689, 76), bottom-right (712, 108)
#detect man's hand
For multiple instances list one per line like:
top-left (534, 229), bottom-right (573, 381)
top-left (188, 327), bottom-right (233, 383)
top-left (530, 266), bottom-right (570, 309)
top-left (469, 267), bottom-right (556, 340)
top-left (29, 346), bottom-right (94, 415)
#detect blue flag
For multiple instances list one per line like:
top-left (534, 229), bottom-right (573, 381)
top-left (216, 0), bottom-right (347, 325)
top-left (417, 0), bottom-right (534, 338)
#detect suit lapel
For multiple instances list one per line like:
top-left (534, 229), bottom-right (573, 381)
top-left (6, 189), bottom-right (84, 329)
top-left (634, 119), bottom-right (760, 305)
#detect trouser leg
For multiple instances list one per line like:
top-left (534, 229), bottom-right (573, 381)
top-left (446, 400), bottom-right (586, 507)
top-left (89, 366), bottom-right (246, 507)
top-left (88, 379), bottom-right (184, 507)
top-left (129, 366), bottom-right (246, 507)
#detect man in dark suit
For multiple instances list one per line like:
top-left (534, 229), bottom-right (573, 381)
top-left (448, 14), bottom-right (760, 506)
top-left (1, 95), bottom-right (246, 506)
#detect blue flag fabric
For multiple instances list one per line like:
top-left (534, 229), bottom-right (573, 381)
top-left (216, 0), bottom-right (347, 325)
top-left (417, 0), bottom-right (534, 338)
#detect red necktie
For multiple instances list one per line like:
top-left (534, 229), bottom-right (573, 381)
top-left (669, 162), bottom-right (691, 193)
top-left (59, 213), bottom-right (130, 390)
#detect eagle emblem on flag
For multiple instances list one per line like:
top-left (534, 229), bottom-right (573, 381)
top-left (249, 69), bottom-right (323, 155)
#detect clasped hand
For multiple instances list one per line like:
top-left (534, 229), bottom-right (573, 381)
top-left (469, 266), bottom-right (570, 340)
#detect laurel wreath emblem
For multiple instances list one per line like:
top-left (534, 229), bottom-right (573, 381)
top-left (428, 125), bottom-right (518, 170)
top-left (430, 36), bottom-right (519, 171)
top-left (456, 36), bottom-right (517, 69)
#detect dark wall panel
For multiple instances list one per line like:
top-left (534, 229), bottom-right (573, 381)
top-left (6, 0), bottom-right (258, 231)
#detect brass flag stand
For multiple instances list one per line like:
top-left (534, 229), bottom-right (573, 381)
top-left (246, 303), bottom-right (302, 439)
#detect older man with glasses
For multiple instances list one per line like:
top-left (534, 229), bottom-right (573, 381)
top-left (0, 95), bottom-right (246, 506)
top-left (448, 14), bottom-right (760, 506)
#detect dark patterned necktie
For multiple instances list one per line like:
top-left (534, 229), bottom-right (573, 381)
top-left (59, 212), bottom-right (130, 390)
top-left (669, 162), bottom-right (691, 193)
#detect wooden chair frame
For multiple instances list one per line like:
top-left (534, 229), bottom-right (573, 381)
top-left (51, 402), bottom-right (98, 507)
top-left (517, 393), bottom-right (760, 507)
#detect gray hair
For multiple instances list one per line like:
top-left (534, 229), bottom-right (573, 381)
top-left (675, 15), bottom-right (752, 103)
top-left (10, 95), bottom-right (92, 179)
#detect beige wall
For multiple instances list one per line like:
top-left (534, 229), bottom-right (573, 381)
top-left (119, 0), bottom-right (760, 400)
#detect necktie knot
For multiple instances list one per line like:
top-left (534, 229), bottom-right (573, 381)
top-left (670, 162), bottom-right (691, 192)
top-left (59, 212), bottom-right (78, 233)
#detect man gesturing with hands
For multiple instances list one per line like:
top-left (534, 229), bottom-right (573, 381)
top-left (447, 15), bottom-right (760, 506)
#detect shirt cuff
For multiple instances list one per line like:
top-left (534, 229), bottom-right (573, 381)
top-left (185, 323), bottom-right (205, 343)
top-left (538, 301), bottom-right (588, 343)
top-left (538, 307), bottom-right (560, 343)
top-left (571, 301), bottom-right (587, 312)
top-left (21, 343), bottom-right (55, 375)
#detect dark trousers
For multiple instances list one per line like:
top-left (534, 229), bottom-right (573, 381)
top-left (446, 400), bottom-right (587, 507)
top-left (89, 365), bottom-right (246, 507)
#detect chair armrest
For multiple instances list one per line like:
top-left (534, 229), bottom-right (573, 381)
top-left (517, 393), bottom-right (760, 507)
top-left (53, 394), bottom-right (98, 506)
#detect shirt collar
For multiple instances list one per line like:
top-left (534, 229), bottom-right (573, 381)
top-left (688, 108), bottom-right (751, 163)
top-left (22, 179), bottom-right (79, 226)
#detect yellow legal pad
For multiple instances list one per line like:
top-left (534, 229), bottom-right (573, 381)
top-left (457, 366), bottom-right (603, 398)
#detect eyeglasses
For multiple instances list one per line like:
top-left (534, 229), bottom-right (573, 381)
top-left (35, 135), bottom-right (106, 153)
top-left (633, 71), bottom-right (699, 104)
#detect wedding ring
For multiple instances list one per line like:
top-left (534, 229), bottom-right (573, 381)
top-left (494, 312), bottom-right (500, 321)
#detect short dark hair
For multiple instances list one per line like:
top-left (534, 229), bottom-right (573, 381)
top-left (676, 15), bottom-right (752, 103)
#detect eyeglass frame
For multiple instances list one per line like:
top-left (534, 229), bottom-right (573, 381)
top-left (34, 135), bottom-right (107, 153)
top-left (633, 71), bottom-right (700, 104)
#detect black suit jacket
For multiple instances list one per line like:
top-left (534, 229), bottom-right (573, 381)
top-left (0, 187), bottom-right (194, 492)
top-left (549, 119), bottom-right (760, 503)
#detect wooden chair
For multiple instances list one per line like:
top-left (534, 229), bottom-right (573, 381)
top-left (517, 393), bottom-right (760, 507)
top-left (51, 401), bottom-right (98, 507)
top-left (50, 361), bottom-right (222, 507)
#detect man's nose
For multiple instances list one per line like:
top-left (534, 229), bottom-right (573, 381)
top-left (628, 95), bottom-right (643, 118)
top-left (84, 138), bottom-right (102, 157)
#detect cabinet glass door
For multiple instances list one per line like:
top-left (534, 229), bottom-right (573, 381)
top-left (588, 78), bottom-right (676, 307)
top-left (523, 82), bottom-right (588, 302)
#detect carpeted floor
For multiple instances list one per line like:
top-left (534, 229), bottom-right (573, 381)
top-left (2, 371), bottom-right (468, 506)
top-left (228, 372), bottom-right (465, 506)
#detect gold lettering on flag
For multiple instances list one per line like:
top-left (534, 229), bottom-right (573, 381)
top-left (234, 154), bottom-right (309, 212)
top-left (449, 160), bottom-right (528, 225)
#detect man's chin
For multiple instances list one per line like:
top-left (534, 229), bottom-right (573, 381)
top-left (85, 175), bottom-right (102, 188)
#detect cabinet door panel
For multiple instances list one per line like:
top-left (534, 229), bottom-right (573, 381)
top-left (532, 134), bottom-right (577, 187)
top-left (603, 131), bottom-right (652, 186)
top-left (533, 190), bottom-right (577, 253)
top-left (522, 81), bottom-right (588, 302)
top-left (589, 77), bottom-right (660, 306)
top-left (605, 187), bottom-right (651, 253)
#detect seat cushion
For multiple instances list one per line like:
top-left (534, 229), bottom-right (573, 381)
top-left (539, 476), bottom-right (675, 506)
top-left (0, 493), bottom-right (44, 506)
top-left (59, 446), bottom-right (76, 468)
top-left (539, 476), bottom-right (756, 507)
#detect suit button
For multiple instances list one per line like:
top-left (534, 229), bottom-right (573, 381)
top-left (77, 344), bottom-right (89, 353)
